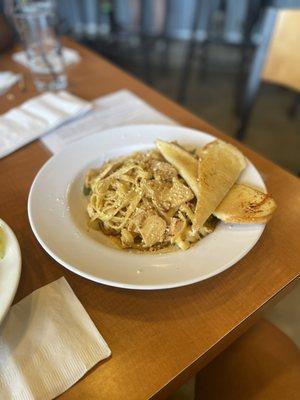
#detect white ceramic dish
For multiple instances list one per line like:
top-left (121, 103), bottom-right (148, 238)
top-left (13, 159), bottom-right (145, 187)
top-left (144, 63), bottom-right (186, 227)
top-left (0, 219), bottom-right (21, 324)
top-left (28, 124), bottom-right (266, 290)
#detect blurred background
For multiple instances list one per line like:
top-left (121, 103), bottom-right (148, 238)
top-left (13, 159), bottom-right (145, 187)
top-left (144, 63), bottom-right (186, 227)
top-left (1, 0), bottom-right (300, 174)
top-left (56, 0), bottom-right (300, 175)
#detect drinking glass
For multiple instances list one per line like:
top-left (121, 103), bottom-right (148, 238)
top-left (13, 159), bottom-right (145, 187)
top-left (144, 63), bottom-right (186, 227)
top-left (5, 0), bottom-right (68, 91)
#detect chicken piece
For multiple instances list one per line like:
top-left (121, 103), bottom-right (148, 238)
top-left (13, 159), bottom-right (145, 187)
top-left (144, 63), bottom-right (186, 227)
top-left (139, 214), bottom-right (166, 247)
top-left (145, 178), bottom-right (194, 211)
top-left (146, 149), bottom-right (164, 161)
top-left (127, 208), bottom-right (147, 233)
top-left (163, 179), bottom-right (194, 210)
top-left (151, 160), bottom-right (178, 181)
top-left (120, 229), bottom-right (135, 247)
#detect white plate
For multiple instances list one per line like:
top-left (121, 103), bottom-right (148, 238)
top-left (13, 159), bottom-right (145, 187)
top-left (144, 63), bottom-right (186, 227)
top-left (0, 219), bottom-right (21, 324)
top-left (28, 125), bottom-right (266, 290)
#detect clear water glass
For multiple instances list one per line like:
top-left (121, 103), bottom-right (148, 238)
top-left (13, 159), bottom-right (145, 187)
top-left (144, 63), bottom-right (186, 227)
top-left (7, 0), bottom-right (67, 91)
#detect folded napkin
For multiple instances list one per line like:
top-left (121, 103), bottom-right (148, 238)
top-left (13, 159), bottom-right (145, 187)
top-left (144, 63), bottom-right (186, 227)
top-left (0, 277), bottom-right (111, 400)
top-left (42, 89), bottom-right (175, 154)
top-left (0, 90), bottom-right (92, 159)
top-left (0, 71), bottom-right (21, 95)
top-left (12, 47), bottom-right (81, 70)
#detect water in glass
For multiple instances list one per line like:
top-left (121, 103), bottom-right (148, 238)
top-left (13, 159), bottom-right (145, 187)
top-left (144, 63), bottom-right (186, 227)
top-left (9, 0), bottom-right (67, 91)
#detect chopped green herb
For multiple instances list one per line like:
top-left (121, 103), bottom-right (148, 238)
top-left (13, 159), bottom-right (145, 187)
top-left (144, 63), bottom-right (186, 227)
top-left (83, 186), bottom-right (91, 196)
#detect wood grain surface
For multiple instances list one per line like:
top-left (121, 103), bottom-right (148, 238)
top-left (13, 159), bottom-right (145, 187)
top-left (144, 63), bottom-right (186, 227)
top-left (195, 320), bottom-right (300, 399)
top-left (0, 38), bottom-right (299, 400)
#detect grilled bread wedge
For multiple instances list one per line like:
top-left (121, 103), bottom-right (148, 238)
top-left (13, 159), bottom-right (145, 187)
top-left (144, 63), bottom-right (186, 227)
top-left (156, 140), bottom-right (198, 196)
top-left (214, 183), bottom-right (276, 223)
top-left (193, 140), bottom-right (246, 231)
top-left (156, 139), bottom-right (275, 227)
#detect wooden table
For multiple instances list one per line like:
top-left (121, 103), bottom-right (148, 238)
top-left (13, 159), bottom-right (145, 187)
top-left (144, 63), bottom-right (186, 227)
top-left (0, 38), bottom-right (299, 400)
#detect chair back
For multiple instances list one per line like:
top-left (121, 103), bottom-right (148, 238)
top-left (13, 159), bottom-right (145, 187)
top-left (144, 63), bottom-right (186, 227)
top-left (262, 9), bottom-right (300, 92)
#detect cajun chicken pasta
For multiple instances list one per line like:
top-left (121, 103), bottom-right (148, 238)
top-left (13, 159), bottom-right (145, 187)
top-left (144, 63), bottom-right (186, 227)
top-left (84, 139), bottom-right (276, 252)
top-left (84, 147), bottom-right (216, 251)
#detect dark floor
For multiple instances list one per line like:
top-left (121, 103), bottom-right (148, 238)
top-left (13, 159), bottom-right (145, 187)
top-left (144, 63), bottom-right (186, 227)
top-left (91, 40), bottom-right (300, 175)
top-left (185, 73), bottom-right (300, 174)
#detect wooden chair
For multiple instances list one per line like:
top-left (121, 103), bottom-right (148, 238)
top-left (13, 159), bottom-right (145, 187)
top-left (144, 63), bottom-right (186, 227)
top-left (237, 4), bottom-right (300, 139)
top-left (195, 319), bottom-right (300, 399)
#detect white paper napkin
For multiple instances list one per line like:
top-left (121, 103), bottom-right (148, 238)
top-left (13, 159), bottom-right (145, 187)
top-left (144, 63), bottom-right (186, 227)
top-left (0, 71), bottom-right (21, 95)
top-left (42, 90), bottom-right (175, 154)
top-left (0, 90), bottom-right (93, 159)
top-left (12, 47), bottom-right (81, 70)
top-left (0, 277), bottom-right (111, 400)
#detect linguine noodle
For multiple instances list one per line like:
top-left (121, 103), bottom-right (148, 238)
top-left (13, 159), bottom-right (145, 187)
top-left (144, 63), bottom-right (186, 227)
top-left (84, 148), bottom-right (216, 251)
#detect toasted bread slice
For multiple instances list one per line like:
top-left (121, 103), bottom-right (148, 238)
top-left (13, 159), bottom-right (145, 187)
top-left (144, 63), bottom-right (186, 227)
top-left (156, 140), bottom-right (274, 226)
top-left (214, 183), bottom-right (276, 223)
top-left (193, 140), bottom-right (246, 231)
top-left (156, 140), bottom-right (199, 196)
